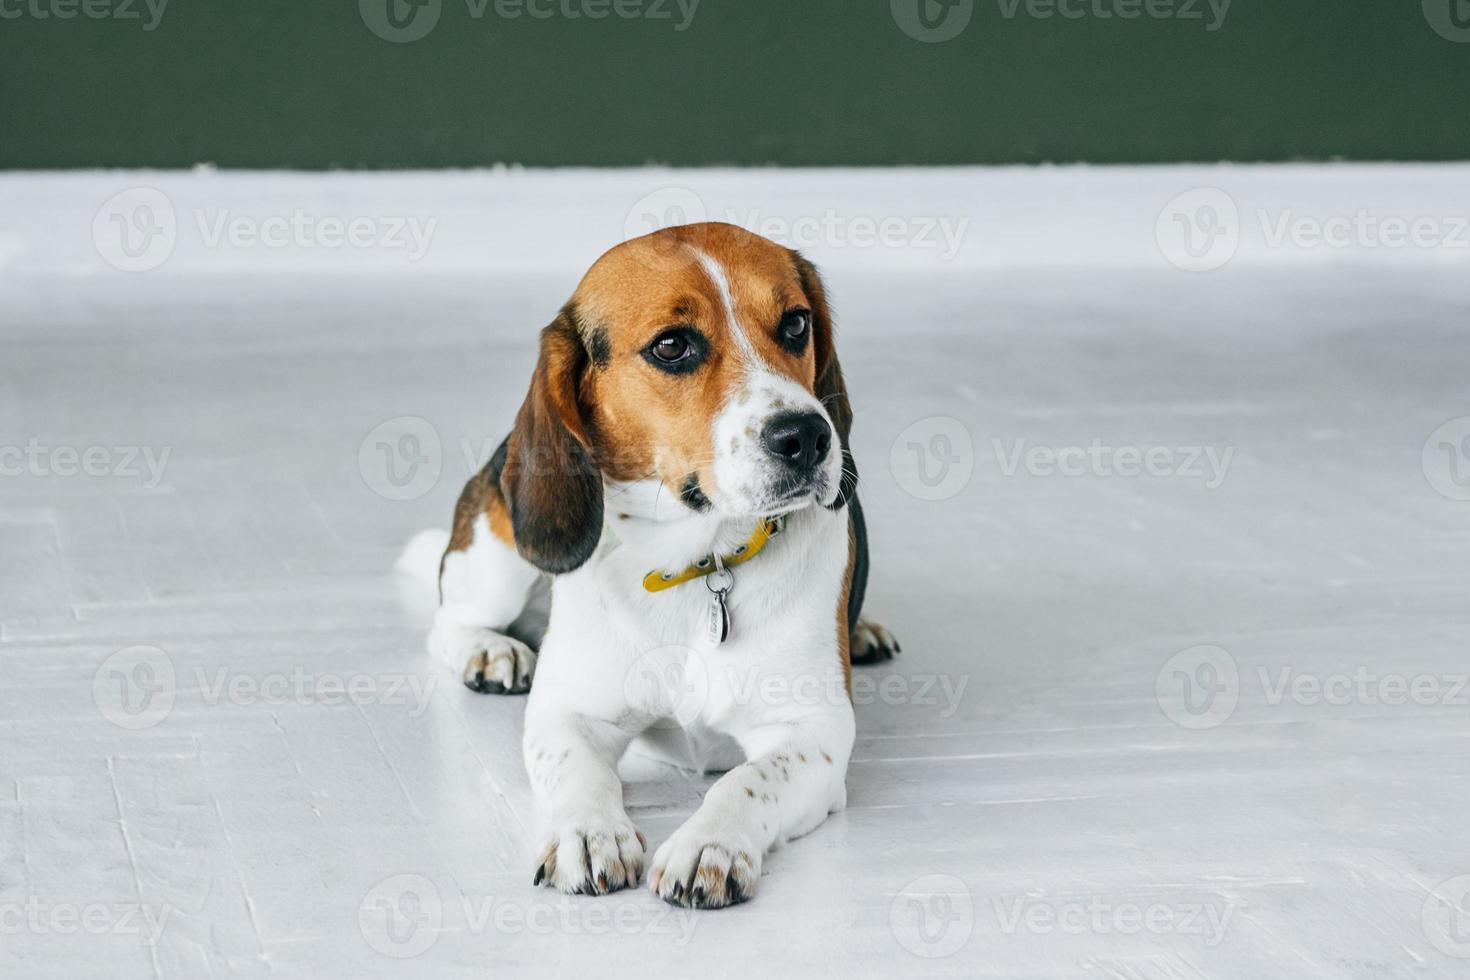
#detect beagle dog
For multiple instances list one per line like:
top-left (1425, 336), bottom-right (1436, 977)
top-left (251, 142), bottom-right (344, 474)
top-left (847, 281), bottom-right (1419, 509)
top-left (422, 222), bottom-right (898, 909)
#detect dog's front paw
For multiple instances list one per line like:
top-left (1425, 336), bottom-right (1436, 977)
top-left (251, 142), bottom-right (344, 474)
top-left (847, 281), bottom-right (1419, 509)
top-left (461, 630), bottom-right (536, 694)
top-left (533, 818), bottom-right (645, 895)
top-left (430, 622), bottom-right (536, 694)
top-left (648, 822), bottom-right (760, 909)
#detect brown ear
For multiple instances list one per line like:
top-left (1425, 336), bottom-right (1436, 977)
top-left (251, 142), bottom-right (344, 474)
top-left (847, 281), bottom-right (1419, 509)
top-left (499, 307), bottom-right (604, 574)
top-left (793, 252), bottom-right (858, 509)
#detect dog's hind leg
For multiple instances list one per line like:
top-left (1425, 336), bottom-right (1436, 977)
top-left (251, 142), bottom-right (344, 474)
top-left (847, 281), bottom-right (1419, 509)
top-left (850, 617), bottom-right (901, 664)
top-left (430, 439), bottom-right (545, 694)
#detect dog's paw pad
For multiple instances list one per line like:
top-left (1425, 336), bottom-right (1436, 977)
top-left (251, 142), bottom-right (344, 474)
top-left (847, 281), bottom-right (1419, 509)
top-left (851, 616), bottom-right (900, 665)
top-left (649, 828), bottom-right (759, 909)
top-left (533, 821), bottom-right (644, 895)
top-left (461, 632), bottom-right (536, 695)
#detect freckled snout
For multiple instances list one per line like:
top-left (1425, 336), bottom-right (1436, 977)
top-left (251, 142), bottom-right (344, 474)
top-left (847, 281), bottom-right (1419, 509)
top-left (760, 410), bottom-right (833, 474)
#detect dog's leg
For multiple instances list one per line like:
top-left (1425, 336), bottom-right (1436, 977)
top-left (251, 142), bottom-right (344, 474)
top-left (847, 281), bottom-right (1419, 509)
top-left (850, 616), bottom-right (901, 664)
top-left (431, 454), bottom-right (543, 694)
top-left (524, 706), bottom-right (646, 895)
top-left (648, 710), bottom-right (855, 909)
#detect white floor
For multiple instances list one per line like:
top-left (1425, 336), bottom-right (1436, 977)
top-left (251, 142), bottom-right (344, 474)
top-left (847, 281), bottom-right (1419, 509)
top-left (3, 170), bottom-right (1470, 979)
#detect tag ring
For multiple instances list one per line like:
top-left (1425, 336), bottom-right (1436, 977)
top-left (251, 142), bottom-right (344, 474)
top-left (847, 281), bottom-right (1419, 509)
top-left (705, 567), bottom-right (735, 595)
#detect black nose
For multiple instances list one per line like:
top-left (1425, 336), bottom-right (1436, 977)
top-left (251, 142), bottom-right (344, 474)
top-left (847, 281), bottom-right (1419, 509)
top-left (760, 411), bottom-right (832, 472)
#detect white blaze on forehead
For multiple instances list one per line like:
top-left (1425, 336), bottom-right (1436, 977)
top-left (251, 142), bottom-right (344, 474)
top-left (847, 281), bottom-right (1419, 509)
top-left (693, 247), bottom-right (841, 513)
top-left (694, 250), bottom-right (763, 366)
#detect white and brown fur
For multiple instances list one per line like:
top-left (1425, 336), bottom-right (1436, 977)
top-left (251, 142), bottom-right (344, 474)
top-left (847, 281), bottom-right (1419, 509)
top-left (406, 223), bottom-right (898, 909)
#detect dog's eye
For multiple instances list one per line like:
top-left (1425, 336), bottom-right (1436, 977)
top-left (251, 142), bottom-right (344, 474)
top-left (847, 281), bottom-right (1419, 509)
top-left (642, 327), bottom-right (707, 374)
top-left (650, 333), bottom-right (691, 362)
top-left (778, 309), bottom-right (811, 352)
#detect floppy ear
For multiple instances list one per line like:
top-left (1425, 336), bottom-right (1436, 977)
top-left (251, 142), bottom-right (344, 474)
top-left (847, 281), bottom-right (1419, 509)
top-left (499, 307), bottom-right (604, 574)
top-left (793, 252), bottom-right (858, 509)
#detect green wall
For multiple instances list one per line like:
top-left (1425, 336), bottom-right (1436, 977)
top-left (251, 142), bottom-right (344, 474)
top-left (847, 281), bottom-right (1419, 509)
top-left (3, 0), bottom-right (1468, 168)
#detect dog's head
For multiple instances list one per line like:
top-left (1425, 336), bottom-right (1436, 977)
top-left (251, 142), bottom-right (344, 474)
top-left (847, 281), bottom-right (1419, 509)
top-left (499, 222), bottom-right (855, 574)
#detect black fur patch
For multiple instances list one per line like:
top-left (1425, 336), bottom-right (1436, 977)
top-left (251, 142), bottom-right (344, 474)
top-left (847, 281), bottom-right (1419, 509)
top-left (846, 492), bottom-right (869, 635)
top-left (825, 447), bottom-right (859, 512)
top-left (587, 326), bottom-right (611, 367)
top-left (679, 473), bottom-right (712, 512)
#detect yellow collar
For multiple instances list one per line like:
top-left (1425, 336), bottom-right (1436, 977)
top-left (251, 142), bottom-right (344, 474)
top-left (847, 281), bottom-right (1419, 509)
top-left (642, 517), bottom-right (785, 593)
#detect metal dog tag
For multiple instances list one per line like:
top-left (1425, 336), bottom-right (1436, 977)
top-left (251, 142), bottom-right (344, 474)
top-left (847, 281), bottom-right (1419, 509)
top-left (704, 561), bottom-right (734, 646)
top-left (706, 589), bottom-right (731, 645)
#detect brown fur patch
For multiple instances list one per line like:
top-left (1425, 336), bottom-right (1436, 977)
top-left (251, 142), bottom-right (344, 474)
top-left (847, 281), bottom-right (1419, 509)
top-left (499, 312), bottom-right (604, 574)
top-left (440, 441), bottom-right (516, 592)
top-left (441, 223), bottom-right (853, 584)
top-left (571, 223), bottom-right (828, 501)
